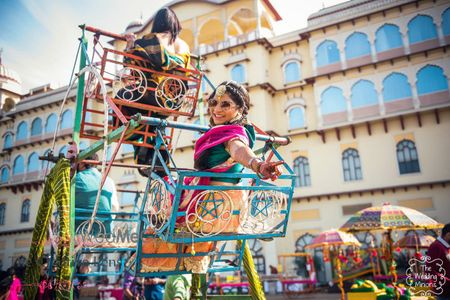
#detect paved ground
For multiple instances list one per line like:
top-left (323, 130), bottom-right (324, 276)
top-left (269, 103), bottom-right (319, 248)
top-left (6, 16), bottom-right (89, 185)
top-left (266, 293), bottom-right (342, 300)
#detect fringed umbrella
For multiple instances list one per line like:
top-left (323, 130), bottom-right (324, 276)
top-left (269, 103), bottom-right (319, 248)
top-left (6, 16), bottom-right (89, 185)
top-left (340, 202), bottom-right (443, 287)
top-left (340, 203), bottom-right (441, 232)
top-left (394, 234), bottom-right (435, 249)
top-left (306, 229), bottom-right (361, 249)
top-left (306, 229), bottom-right (361, 300)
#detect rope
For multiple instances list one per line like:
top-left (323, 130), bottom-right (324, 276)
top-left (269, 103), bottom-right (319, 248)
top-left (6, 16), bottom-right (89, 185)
top-left (45, 41), bottom-right (81, 176)
top-left (238, 240), bottom-right (266, 300)
top-left (78, 68), bottom-right (110, 238)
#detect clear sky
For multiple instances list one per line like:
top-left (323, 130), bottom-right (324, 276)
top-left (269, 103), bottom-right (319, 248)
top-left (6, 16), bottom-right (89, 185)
top-left (0, 0), bottom-right (346, 93)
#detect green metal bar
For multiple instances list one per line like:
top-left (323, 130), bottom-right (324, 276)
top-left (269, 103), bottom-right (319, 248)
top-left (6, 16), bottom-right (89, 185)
top-left (76, 119), bottom-right (141, 161)
top-left (68, 27), bottom-right (88, 300)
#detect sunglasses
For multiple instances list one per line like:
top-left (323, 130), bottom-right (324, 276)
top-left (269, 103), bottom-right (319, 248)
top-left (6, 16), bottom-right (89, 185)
top-left (208, 99), bottom-right (237, 111)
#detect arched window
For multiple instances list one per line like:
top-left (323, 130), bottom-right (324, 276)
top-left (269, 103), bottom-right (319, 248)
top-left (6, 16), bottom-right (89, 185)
top-left (342, 148), bottom-right (363, 181)
top-left (375, 24), bottom-right (403, 52)
top-left (284, 61), bottom-right (301, 83)
top-left (59, 146), bottom-right (68, 156)
top-left (121, 143), bottom-right (134, 154)
top-left (345, 32), bottom-right (371, 59)
top-left (193, 119), bottom-right (202, 140)
top-left (106, 146), bottom-right (113, 161)
top-left (382, 73), bottom-right (412, 102)
top-left (61, 109), bottom-right (73, 129)
top-left (295, 233), bottom-right (325, 281)
top-left (45, 113), bottom-right (57, 134)
top-left (407, 15), bottom-right (438, 44)
top-left (1, 168), bottom-right (9, 183)
top-left (16, 121), bottom-right (28, 141)
top-left (416, 65), bottom-right (449, 95)
top-left (443, 8), bottom-right (450, 36)
top-left (288, 107), bottom-right (305, 130)
top-left (79, 141), bottom-right (89, 151)
top-left (3, 134), bottom-right (13, 149)
top-left (293, 156), bottom-right (311, 187)
top-left (295, 233), bottom-right (315, 251)
top-left (31, 118), bottom-right (42, 136)
top-left (21, 200), bottom-right (31, 223)
top-left (320, 87), bottom-right (346, 114)
top-left (397, 140), bottom-right (420, 174)
top-left (316, 40), bottom-right (340, 67)
top-left (42, 149), bottom-right (54, 170)
top-left (247, 239), bottom-right (265, 274)
top-left (351, 80), bottom-right (378, 108)
top-left (0, 203), bottom-right (5, 225)
top-left (27, 152), bottom-right (40, 172)
top-left (85, 112), bottom-right (92, 123)
top-left (231, 64), bottom-right (245, 83)
top-left (13, 155), bottom-right (24, 175)
top-left (121, 184), bottom-right (137, 206)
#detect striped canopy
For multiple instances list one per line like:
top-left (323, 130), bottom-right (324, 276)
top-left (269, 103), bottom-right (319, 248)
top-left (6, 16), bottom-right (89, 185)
top-left (305, 229), bottom-right (361, 249)
top-left (340, 203), bottom-right (442, 232)
top-left (394, 234), bottom-right (436, 249)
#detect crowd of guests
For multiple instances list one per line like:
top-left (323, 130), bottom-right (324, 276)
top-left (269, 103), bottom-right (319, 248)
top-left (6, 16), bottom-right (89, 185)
top-left (0, 268), bottom-right (191, 300)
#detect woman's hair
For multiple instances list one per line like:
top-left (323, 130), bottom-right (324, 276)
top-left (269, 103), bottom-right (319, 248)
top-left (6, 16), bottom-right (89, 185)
top-left (151, 7), bottom-right (181, 44)
top-left (442, 223), bottom-right (450, 237)
top-left (208, 80), bottom-right (250, 116)
top-left (208, 81), bottom-right (250, 125)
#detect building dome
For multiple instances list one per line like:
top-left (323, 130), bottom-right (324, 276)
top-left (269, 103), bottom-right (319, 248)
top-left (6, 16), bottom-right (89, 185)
top-left (0, 57), bottom-right (22, 95)
top-left (125, 19), bottom-right (143, 32)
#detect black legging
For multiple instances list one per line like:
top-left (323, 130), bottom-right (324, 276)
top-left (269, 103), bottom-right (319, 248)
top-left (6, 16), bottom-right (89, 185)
top-left (115, 84), bottom-right (170, 176)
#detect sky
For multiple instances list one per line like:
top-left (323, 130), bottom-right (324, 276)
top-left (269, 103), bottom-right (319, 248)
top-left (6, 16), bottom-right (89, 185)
top-left (0, 0), bottom-right (347, 93)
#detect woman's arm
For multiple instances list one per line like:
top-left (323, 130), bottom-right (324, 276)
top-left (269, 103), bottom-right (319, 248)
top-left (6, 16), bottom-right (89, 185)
top-left (227, 139), bottom-right (282, 181)
top-left (124, 33), bottom-right (136, 51)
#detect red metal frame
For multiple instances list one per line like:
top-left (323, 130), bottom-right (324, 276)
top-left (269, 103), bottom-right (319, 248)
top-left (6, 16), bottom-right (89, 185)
top-left (79, 26), bottom-right (202, 153)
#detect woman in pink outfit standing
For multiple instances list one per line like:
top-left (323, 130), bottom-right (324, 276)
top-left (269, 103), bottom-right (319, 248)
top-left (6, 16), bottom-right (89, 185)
top-left (6, 269), bottom-right (21, 300)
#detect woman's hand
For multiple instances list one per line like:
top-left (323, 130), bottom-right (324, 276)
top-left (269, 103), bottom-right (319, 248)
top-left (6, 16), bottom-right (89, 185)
top-left (257, 161), bottom-right (284, 181)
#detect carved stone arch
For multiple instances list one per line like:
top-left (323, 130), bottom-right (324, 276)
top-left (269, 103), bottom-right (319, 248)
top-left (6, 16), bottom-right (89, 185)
top-left (227, 7), bottom-right (257, 35)
top-left (227, 19), bottom-right (243, 37)
top-left (179, 28), bottom-right (195, 51)
top-left (284, 98), bottom-right (306, 113)
top-left (198, 17), bottom-right (225, 45)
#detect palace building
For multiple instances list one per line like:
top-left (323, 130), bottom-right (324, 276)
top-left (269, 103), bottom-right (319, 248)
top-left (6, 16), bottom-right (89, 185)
top-left (1, 0), bottom-right (449, 282)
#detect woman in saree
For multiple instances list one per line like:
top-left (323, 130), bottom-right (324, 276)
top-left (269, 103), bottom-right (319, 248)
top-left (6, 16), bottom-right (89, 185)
top-left (118, 7), bottom-right (190, 175)
top-left (140, 81), bottom-right (282, 273)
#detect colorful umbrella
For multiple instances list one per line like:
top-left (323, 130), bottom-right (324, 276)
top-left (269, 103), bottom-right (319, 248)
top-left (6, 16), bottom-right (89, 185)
top-left (305, 229), bottom-right (361, 249)
top-left (394, 234), bottom-right (435, 249)
top-left (340, 202), bottom-right (442, 232)
top-left (305, 229), bottom-right (360, 300)
top-left (340, 202), bottom-right (442, 287)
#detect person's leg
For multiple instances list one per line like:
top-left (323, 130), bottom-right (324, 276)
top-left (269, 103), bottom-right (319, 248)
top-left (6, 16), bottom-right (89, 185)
top-left (136, 145), bottom-right (170, 178)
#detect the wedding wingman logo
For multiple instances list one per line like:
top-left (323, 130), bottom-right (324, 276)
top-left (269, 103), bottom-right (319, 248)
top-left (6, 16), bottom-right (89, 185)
top-left (406, 255), bottom-right (446, 296)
